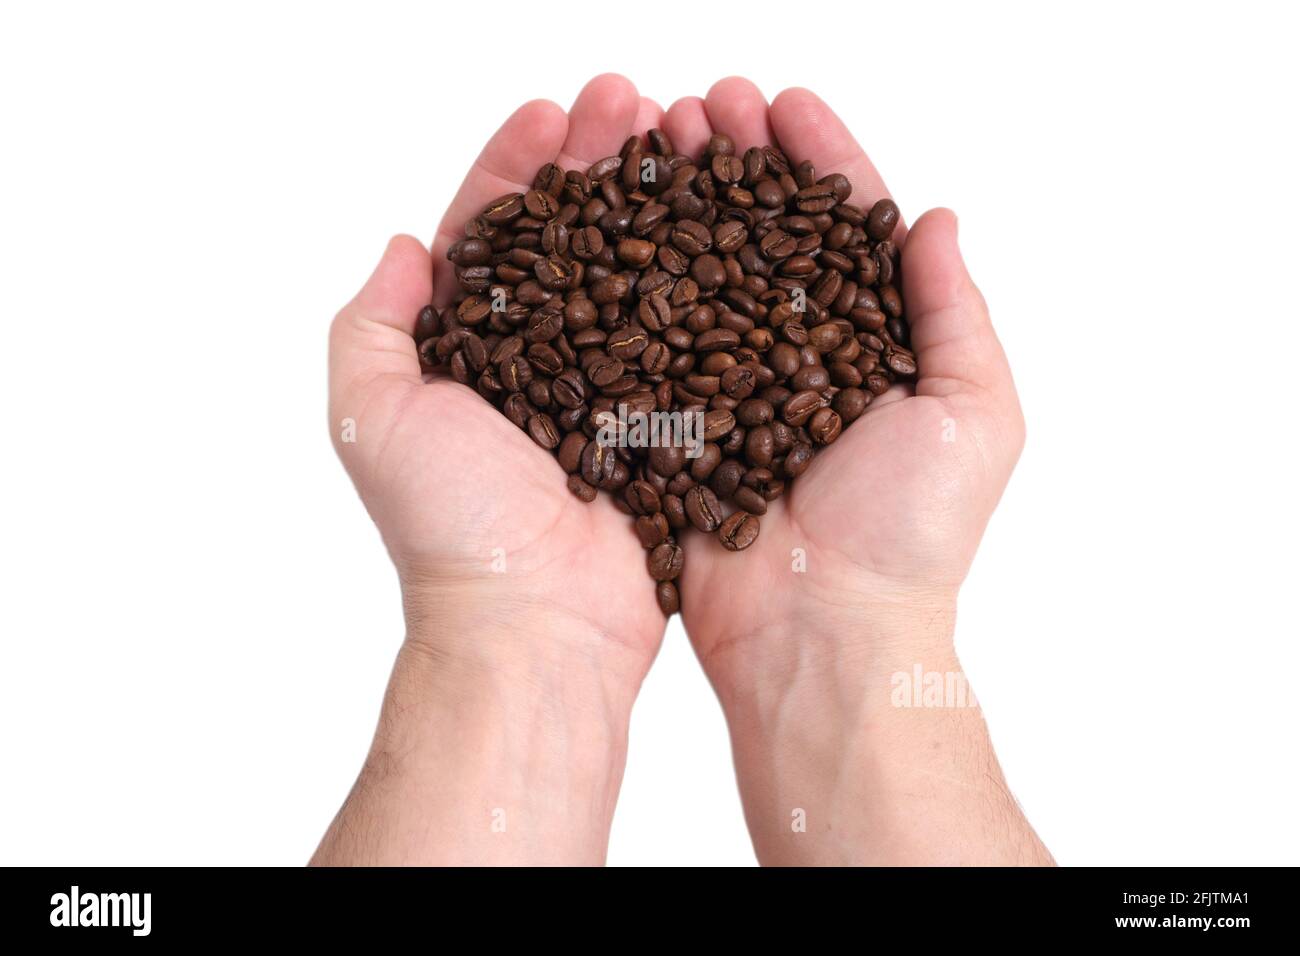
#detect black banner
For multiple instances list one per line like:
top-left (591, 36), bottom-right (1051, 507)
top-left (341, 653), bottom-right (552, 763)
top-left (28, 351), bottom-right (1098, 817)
top-left (1, 867), bottom-right (1282, 943)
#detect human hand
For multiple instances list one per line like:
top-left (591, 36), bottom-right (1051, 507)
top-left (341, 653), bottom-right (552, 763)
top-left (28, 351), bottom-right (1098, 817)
top-left (666, 81), bottom-right (1025, 698)
top-left (663, 80), bottom-right (1045, 865)
top-left (317, 76), bottom-right (672, 865)
top-left (328, 75), bottom-right (672, 688)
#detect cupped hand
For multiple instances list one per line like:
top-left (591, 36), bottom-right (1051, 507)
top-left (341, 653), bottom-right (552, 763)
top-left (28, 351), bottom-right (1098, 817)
top-left (666, 81), bottom-right (1026, 682)
top-left (327, 75), bottom-right (670, 681)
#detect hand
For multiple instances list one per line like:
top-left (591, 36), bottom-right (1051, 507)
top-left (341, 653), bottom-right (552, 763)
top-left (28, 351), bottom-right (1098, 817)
top-left (328, 75), bottom-right (671, 685)
top-left (318, 76), bottom-right (671, 865)
top-left (665, 80), bottom-right (1047, 865)
top-left (668, 81), bottom-right (1024, 680)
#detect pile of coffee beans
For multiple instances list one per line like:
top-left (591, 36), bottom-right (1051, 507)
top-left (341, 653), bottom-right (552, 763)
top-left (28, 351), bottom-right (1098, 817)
top-left (416, 129), bottom-right (914, 615)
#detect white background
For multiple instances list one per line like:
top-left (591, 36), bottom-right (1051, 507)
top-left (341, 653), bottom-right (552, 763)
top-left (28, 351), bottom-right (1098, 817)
top-left (2, 1), bottom-right (1297, 866)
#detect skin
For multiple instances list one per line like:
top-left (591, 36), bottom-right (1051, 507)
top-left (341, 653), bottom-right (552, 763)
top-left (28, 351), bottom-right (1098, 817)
top-left (313, 74), bottom-right (1052, 866)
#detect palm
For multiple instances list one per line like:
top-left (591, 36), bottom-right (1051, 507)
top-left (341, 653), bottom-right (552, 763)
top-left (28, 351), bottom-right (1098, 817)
top-left (680, 391), bottom-right (999, 656)
top-left (648, 80), bottom-right (1024, 665)
top-left (359, 376), bottom-right (663, 645)
top-left (329, 76), bottom-right (686, 659)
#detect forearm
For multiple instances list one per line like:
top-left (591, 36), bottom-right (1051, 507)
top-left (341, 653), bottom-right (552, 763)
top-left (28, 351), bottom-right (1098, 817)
top-left (311, 602), bottom-right (640, 866)
top-left (711, 596), bottom-right (1053, 866)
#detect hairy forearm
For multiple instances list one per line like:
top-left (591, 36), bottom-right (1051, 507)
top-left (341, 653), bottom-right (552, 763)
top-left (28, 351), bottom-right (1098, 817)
top-left (711, 599), bottom-right (1053, 866)
top-left (311, 605), bottom-right (640, 866)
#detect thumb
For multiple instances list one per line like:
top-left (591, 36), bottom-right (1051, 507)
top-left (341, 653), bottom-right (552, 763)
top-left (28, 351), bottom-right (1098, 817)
top-left (902, 209), bottom-right (1017, 410)
top-left (328, 235), bottom-right (432, 435)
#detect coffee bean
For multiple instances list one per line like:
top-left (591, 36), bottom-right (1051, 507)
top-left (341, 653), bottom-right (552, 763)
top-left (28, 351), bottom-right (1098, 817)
top-left (557, 432), bottom-right (588, 473)
top-left (655, 581), bottom-right (680, 616)
top-left (794, 184), bottom-right (838, 213)
top-left (732, 485), bottom-right (768, 515)
top-left (782, 389), bottom-right (823, 427)
top-left (635, 512), bottom-right (670, 548)
top-left (581, 439), bottom-right (617, 486)
top-left (718, 511), bottom-right (760, 551)
top-left (684, 485), bottom-right (723, 532)
top-left (627, 480), bottom-right (662, 515)
top-left (832, 387), bottom-right (870, 423)
top-left (527, 413), bottom-right (560, 450)
top-left (866, 198), bottom-right (901, 241)
top-left (647, 542), bottom-right (685, 581)
top-left (567, 474), bottom-right (597, 502)
top-left (809, 407), bottom-right (843, 444)
top-left (482, 193), bottom-right (525, 225)
top-left (671, 220), bottom-right (713, 255)
top-left (662, 493), bottom-right (688, 530)
top-left (709, 458), bottom-right (744, 499)
top-left (783, 441), bottom-right (815, 478)
top-left (702, 409), bottom-right (736, 441)
top-left (885, 348), bottom-right (917, 376)
top-left (649, 443), bottom-right (685, 477)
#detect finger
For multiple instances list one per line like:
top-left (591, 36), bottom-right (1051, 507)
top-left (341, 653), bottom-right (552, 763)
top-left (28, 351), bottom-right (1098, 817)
top-left (632, 96), bottom-right (665, 139)
top-left (329, 235), bottom-right (432, 420)
top-left (768, 87), bottom-right (898, 234)
top-left (555, 73), bottom-right (641, 171)
top-left (662, 96), bottom-right (713, 159)
top-left (703, 76), bottom-right (774, 149)
top-left (902, 209), bottom-right (1017, 408)
top-left (431, 99), bottom-right (569, 307)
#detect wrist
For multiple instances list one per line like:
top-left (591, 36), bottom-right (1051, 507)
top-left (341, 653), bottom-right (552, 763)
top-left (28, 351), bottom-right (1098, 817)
top-left (314, 625), bottom-right (635, 866)
top-left (704, 593), bottom-right (1051, 866)
top-left (701, 580), bottom-right (960, 713)
top-left (398, 570), bottom-right (654, 704)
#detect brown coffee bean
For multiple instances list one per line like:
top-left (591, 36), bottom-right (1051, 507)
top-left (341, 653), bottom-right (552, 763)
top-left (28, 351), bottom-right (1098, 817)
top-left (809, 407), bottom-right (843, 444)
top-left (718, 511), bottom-right (760, 551)
top-left (567, 474), bottom-right (597, 502)
top-left (782, 390), bottom-right (823, 427)
top-left (867, 198), bottom-right (901, 241)
top-left (635, 513), bottom-right (670, 548)
top-left (655, 581), bottom-right (680, 616)
top-left (684, 485), bottom-right (723, 532)
top-left (647, 542), bottom-right (685, 581)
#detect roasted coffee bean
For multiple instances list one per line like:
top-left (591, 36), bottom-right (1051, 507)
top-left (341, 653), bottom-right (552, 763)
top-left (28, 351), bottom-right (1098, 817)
top-left (649, 442), bottom-right (686, 477)
top-left (709, 458), bottom-right (744, 499)
top-left (745, 425), bottom-right (775, 468)
top-left (783, 441), bottom-right (815, 478)
top-left (733, 485), bottom-right (768, 515)
top-left (809, 407), bottom-right (843, 445)
top-left (832, 387), bottom-right (870, 423)
top-left (647, 542), bottom-right (685, 581)
top-left (655, 581), bottom-right (680, 616)
top-left (567, 474), bottom-right (598, 502)
top-left (662, 493), bottom-right (688, 530)
top-left (482, 193), bottom-right (525, 225)
top-left (423, 134), bottom-right (909, 603)
top-left (581, 439), bottom-right (617, 486)
top-left (866, 198), bottom-right (901, 241)
top-left (702, 409), bottom-right (736, 441)
top-left (527, 413), bottom-right (561, 450)
top-left (690, 442), bottom-right (723, 482)
top-left (718, 511), bottom-right (760, 551)
top-left (736, 397), bottom-right (774, 426)
top-left (782, 389), bottom-right (823, 427)
top-left (885, 348), bottom-right (917, 376)
top-left (627, 480), bottom-right (662, 515)
top-left (557, 432), bottom-right (588, 473)
top-left (635, 513), bottom-right (670, 548)
top-left (684, 485), bottom-right (723, 532)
